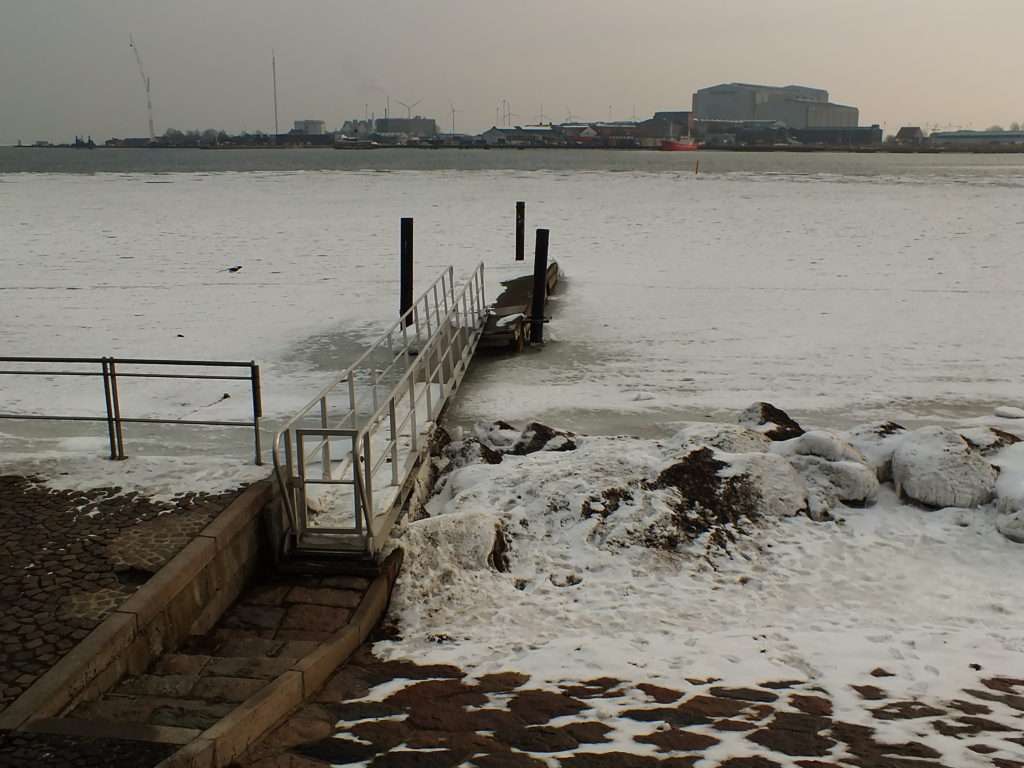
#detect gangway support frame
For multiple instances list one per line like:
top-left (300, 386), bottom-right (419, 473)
top-left (272, 263), bottom-right (487, 559)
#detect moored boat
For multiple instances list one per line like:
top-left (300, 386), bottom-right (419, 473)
top-left (334, 138), bottom-right (382, 150)
top-left (659, 139), bottom-right (700, 151)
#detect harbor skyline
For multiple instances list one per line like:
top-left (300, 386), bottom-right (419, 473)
top-left (1, 0), bottom-right (1022, 146)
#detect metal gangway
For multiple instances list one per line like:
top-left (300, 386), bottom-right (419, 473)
top-left (272, 263), bottom-right (487, 557)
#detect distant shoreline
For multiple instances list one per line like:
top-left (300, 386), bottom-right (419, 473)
top-left (9, 144), bottom-right (1024, 154)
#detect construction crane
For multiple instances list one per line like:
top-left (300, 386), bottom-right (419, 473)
top-left (129, 34), bottom-right (155, 141)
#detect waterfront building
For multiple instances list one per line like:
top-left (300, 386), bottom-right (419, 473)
top-left (692, 83), bottom-right (858, 129)
top-left (340, 119), bottom-right (373, 138)
top-left (373, 117), bottom-right (438, 138)
top-left (292, 120), bottom-right (326, 135)
top-left (929, 130), bottom-right (1024, 146)
top-left (791, 125), bottom-right (883, 146)
top-left (894, 126), bottom-right (926, 145)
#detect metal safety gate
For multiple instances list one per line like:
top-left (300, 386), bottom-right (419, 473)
top-left (272, 263), bottom-right (487, 557)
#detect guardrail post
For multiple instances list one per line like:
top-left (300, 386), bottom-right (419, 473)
top-left (401, 217), bottom-right (414, 327)
top-left (531, 229), bottom-right (550, 345)
top-left (351, 434), bottom-right (362, 533)
top-left (516, 201), bottom-right (526, 261)
top-left (362, 432), bottom-right (374, 529)
top-left (348, 374), bottom-right (358, 430)
top-left (320, 397), bottom-right (331, 479)
top-left (388, 397), bottom-right (399, 486)
top-left (251, 363), bottom-right (263, 465)
top-left (100, 359), bottom-right (117, 460)
top-left (108, 358), bottom-right (126, 459)
top-left (407, 377), bottom-right (418, 452)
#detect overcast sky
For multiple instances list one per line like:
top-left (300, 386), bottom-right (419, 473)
top-left (1, 0), bottom-right (1021, 143)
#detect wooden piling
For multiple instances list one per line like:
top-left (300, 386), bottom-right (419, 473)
top-left (515, 201), bottom-right (526, 261)
top-left (530, 229), bottom-right (549, 344)
top-left (400, 217), bottom-right (414, 326)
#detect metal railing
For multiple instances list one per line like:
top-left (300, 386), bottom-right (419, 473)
top-left (0, 357), bottom-right (263, 464)
top-left (272, 263), bottom-right (487, 555)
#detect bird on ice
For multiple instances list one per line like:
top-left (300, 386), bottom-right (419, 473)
top-left (221, 265), bottom-right (243, 273)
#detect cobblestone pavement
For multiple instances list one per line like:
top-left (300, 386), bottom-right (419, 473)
top-left (0, 729), bottom-right (175, 768)
top-left (0, 474), bottom-right (242, 714)
top-left (238, 646), bottom-right (1024, 768)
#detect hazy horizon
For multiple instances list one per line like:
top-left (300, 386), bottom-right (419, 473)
top-left (2, 0), bottom-right (1022, 144)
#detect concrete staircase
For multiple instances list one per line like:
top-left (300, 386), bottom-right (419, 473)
top-left (21, 572), bottom-right (374, 767)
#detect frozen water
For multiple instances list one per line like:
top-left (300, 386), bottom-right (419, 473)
top-left (2, 165), bottom-right (1024, 487)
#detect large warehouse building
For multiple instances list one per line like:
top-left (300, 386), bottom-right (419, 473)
top-left (692, 83), bottom-right (859, 129)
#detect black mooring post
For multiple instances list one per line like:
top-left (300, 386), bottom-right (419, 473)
top-left (400, 217), bottom-right (414, 326)
top-left (515, 201), bottom-right (526, 261)
top-left (530, 228), bottom-right (549, 344)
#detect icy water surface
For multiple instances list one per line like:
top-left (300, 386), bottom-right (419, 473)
top-left (2, 153), bottom-right (1023, 460)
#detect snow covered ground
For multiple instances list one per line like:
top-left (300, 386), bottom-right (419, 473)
top-left (370, 410), bottom-right (1024, 765)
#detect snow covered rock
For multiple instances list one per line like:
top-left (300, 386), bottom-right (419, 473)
top-left (511, 422), bottom-right (578, 455)
top-left (788, 455), bottom-right (880, 520)
top-left (992, 443), bottom-right (1024, 516)
top-left (393, 511), bottom-right (511, 575)
top-left (739, 402), bottom-right (805, 441)
top-left (601, 447), bottom-right (807, 551)
top-left (647, 447), bottom-right (807, 529)
top-left (892, 427), bottom-right (997, 509)
top-left (845, 422), bottom-right (907, 482)
top-left (771, 430), bottom-right (867, 464)
top-left (994, 405), bottom-right (1024, 419)
top-left (476, 421), bottom-right (521, 452)
top-left (996, 511), bottom-right (1024, 544)
top-left (671, 423), bottom-right (772, 454)
top-left (957, 426), bottom-right (1021, 456)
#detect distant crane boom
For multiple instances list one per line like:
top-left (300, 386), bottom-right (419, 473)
top-left (129, 34), bottom-right (155, 141)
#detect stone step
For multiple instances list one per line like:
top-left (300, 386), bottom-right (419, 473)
top-left (24, 716), bottom-right (200, 746)
top-left (177, 633), bottom-right (319, 660)
top-left (73, 694), bottom-right (236, 730)
top-left (113, 673), bottom-right (268, 703)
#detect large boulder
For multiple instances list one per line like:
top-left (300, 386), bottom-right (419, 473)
top-left (671, 423), bottom-right (772, 455)
top-left (511, 422), bottom-right (577, 455)
top-left (772, 430), bottom-right (867, 463)
top-left (739, 402), bottom-right (805, 441)
top-left (957, 426), bottom-right (1021, 457)
top-left (476, 421), bottom-right (522, 452)
top-left (647, 447), bottom-right (808, 524)
top-left (845, 422), bottom-right (907, 482)
top-left (788, 455), bottom-right (880, 520)
top-left (393, 511), bottom-right (511, 574)
top-left (474, 420), bottom-right (578, 455)
top-left (994, 406), bottom-right (1024, 420)
top-left (603, 447), bottom-right (807, 552)
top-left (996, 511), bottom-right (1024, 544)
top-left (892, 427), bottom-right (997, 508)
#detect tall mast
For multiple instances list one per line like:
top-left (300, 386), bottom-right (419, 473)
top-left (129, 34), bottom-right (156, 141)
top-left (272, 50), bottom-right (279, 140)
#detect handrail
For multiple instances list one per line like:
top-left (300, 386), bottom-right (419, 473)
top-left (0, 357), bottom-right (263, 464)
top-left (274, 266), bottom-right (455, 438)
top-left (272, 262), bottom-right (488, 552)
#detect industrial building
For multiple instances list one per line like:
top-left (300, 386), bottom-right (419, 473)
top-left (929, 130), bottom-right (1024, 146)
top-left (692, 83), bottom-right (858, 130)
top-left (292, 120), bottom-right (326, 135)
top-left (372, 117), bottom-right (438, 138)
